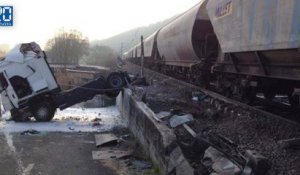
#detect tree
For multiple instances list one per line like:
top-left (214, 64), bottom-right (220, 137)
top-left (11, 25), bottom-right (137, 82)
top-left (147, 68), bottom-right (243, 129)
top-left (0, 50), bottom-right (5, 59)
top-left (82, 45), bottom-right (118, 67)
top-left (0, 44), bottom-right (9, 59)
top-left (45, 29), bottom-right (89, 65)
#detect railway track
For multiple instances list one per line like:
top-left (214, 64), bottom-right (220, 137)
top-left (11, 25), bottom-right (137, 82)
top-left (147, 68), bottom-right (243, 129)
top-left (122, 62), bottom-right (300, 127)
top-left (122, 62), bottom-right (300, 174)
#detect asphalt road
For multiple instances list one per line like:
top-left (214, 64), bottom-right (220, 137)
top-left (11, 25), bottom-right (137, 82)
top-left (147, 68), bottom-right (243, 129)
top-left (0, 132), bottom-right (120, 175)
top-left (0, 107), bottom-right (138, 175)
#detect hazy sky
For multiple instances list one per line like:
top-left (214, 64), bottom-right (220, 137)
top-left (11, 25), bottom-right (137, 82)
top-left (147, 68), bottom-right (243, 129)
top-left (0, 0), bottom-right (200, 49)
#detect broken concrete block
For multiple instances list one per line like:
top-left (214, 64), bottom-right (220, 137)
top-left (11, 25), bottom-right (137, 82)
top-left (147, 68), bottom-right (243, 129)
top-left (92, 150), bottom-right (132, 160)
top-left (176, 158), bottom-right (194, 175)
top-left (168, 147), bottom-right (185, 173)
top-left (167, 146), bottom-right (195, 175)
top-left (212, 157), bottom-right (241, 174)
top-left (169, 114), bottom-right (194, 128)
top-left (95, 133), bottom-right (118, 147)
top-left (156, 111), bottom-right (172, 120)
top-left (244, 150), bottom-right (270, 175)
top-left (202, 147), bottom-right (241, 174)
top-left (131, 160), bottom-right (152, 170)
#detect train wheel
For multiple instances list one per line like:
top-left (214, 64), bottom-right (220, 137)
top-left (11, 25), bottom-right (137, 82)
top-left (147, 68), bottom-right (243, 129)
top-left (222, 87), bottom-right (233, 98)
top-left (289, 94), bottom-right (300, 109)
top-left (242, 86), bottom-right (257, 105)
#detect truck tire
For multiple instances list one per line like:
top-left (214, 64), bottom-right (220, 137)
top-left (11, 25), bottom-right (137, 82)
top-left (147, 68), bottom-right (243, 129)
top-left (32, 101), bottom-right (55, 122)
top-left (106, 72), bottom-right (126, 98)
top-left (106, 72), bottom-right (126, 89)
top-left (10, 110), bottom-right (30, 122)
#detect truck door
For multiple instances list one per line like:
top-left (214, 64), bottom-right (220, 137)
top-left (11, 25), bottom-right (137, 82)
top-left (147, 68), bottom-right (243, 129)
top-left (3, 72), bottom-right (19, 108)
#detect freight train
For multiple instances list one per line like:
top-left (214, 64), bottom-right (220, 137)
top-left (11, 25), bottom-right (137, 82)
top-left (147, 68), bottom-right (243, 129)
top-left (124, 0), bottom-right (300, 107)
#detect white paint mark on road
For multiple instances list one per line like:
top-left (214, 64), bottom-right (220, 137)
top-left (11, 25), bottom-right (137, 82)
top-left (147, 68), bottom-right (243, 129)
top-left (23, 163), bottom-right (34, 175)
top-left (4, 132), bottom-right (25, 175)
top-left (0, 106), bottom-right (126, 175)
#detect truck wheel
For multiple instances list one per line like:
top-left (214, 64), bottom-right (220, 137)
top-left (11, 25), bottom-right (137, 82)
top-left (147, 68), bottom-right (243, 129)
top-left (32, 102), bottom-right (55, 122)
top-left (106, 72), bottom-right (126, 89)
top-left (10, 110), bottom-right (30, 122)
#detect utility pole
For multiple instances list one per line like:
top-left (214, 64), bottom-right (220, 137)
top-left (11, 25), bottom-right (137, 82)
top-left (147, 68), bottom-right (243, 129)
top-left (141, 35), bottom-right (145, 77)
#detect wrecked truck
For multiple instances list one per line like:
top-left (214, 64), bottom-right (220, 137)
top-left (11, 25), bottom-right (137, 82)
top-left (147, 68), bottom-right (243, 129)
top-left (0, 42), bottom-right (128, 122)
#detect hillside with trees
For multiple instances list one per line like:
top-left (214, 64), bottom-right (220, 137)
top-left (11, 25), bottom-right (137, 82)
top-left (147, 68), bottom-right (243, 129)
top-left (45, 15), bottom-right (177, 67)
top-left (81, 45), bottom-right (118, 67)
top-left (91, 15), bottom-right (178, 55)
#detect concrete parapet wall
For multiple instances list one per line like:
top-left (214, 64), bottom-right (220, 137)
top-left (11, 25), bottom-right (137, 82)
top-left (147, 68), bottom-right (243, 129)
top-left (117, 89), bottom-right (195, 175)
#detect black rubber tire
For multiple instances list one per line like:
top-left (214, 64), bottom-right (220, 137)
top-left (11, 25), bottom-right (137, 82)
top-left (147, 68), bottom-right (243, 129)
top-left (32, 101), bottom-right (55, 122)
top-left (242, 86), bottom-right (257, 105)
top-left (10, 110), bottom-right (30, 122)
top-left (106, 72), bottom-right (126, 89)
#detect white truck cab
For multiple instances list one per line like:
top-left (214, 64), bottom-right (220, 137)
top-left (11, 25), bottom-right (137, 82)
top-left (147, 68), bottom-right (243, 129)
top-left (0, 42), bottom-right (128, 122)
top-left (1, 43), bottom-right (59, 108)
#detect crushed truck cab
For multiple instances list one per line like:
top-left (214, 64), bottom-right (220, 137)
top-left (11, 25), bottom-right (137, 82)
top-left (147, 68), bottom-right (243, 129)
top-left (0, 42), bottom-right (128, 122)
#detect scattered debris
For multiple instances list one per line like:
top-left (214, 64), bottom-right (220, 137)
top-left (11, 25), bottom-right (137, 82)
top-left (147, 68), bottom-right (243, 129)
top-left (20, 129), bottom-right (40, 135)
top-left (156, 111), bottom-right (171, 120)
top-left (68, 127), bottom-right (75, 131)
top-left (192, 91), bottom-right (208, 102)
top-left (92, 150), bottom-right (132, 160)
top-left (95, 133), bottom-right (118, 147)
top-left (202, 147), bottom-right (241, 174)
top-left (277, 138), bottom-right (300, 150)
top-left (91, 117), bottom-right (102, 122)
top-left (183, 124), bottom-right (197, 138)
top-left (91, 116), bottom-right (103, 127)
top-left (131, 160), bottom-right (152, 170)
top-left (169, 114), bottom-right (194, 128)
top-left (203, 108), bottom-right (219, 119)
top-left (92, 122), bottom-right (101, 127)
top-left (124, 63), bottom-right (300, 174)
top-left (23, 163), bottom-right (35, 175)
top-left (243, 150), bottom-right (270, 175)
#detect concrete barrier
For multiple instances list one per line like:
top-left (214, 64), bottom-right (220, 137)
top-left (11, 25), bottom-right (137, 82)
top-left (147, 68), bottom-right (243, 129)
top-left (117, 89), bottom-right (195, 175)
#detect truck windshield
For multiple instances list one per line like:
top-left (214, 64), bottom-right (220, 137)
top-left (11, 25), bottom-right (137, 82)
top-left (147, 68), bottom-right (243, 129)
top-left (0, 73), bottom-right (8, 92)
